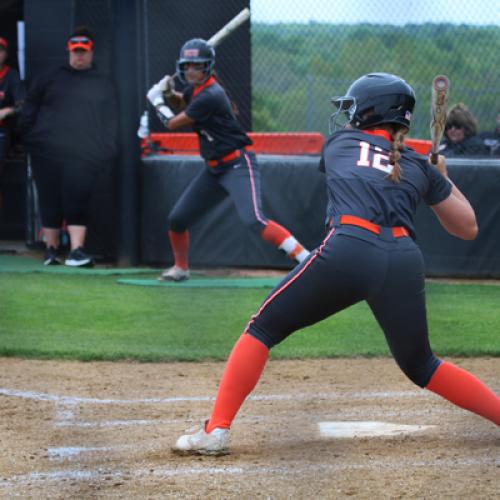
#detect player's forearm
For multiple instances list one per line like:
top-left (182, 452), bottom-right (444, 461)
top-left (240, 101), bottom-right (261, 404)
top-left (165, 111), bottom-right (194, 131)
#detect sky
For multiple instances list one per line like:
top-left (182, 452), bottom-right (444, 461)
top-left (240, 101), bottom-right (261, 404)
top-left (251, 0), bottom-right (500, 25)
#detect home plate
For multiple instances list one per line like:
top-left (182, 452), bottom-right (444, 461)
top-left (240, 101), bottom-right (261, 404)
top-left (319, 421), bottom-right (434, 438)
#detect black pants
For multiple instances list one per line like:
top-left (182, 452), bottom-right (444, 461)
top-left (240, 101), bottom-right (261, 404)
top-left (247, 225), bottom-right (440, 387)
top-left (169, 151), bottom-right (268, 234)
top-left (0, 128), bottom-right (8, 173)
top-left (31, 155), bottom-right (103, 228)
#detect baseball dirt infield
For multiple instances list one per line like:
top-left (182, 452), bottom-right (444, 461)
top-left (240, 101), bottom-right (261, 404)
top-left (0, 357), bottom-right (498, 498)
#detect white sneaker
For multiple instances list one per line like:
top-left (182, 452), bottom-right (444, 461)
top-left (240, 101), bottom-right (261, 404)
top-left (173, 424), bottom-right (230, 456)
top-left (158, 266), bottom-right (190, 282)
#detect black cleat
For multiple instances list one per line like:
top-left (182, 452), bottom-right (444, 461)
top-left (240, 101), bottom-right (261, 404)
top-left (65, 247), bottom-right (94, 267)
top-left (43, 246), bottom-right (62, 266)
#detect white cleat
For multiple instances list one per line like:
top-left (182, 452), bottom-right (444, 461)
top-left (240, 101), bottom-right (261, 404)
top-left (173, 424), bottom-right (230, 456)
top-left (295, 248), bottom-right (310, 263)
top-left (158, 266), bottom-right (190, 282)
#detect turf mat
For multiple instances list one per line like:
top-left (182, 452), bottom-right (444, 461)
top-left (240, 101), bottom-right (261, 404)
top-left (117, 277), bottom-right (281, 288)
top-left (0, 254), bottom-right (157, 275)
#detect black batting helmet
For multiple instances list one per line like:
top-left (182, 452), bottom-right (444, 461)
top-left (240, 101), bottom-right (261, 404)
top-left (176, 38), bottom-right (215, 84)
top-left (330, 73), bottom-right (416, 133)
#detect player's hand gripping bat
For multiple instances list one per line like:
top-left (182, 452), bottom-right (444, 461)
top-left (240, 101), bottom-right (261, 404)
top-left (430, 75), bottom-right (449, 165)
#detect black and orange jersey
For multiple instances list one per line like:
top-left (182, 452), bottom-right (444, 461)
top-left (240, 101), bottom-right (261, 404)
top-left (319, 129), bottom-right (452, 238)
top-left (183, 77), bottom-right (251, 162)
top-left (0, 65), bottom-right (24, 127)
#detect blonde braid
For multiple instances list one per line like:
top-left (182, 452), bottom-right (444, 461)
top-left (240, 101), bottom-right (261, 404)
top-left (388, 129), bottom-right (405, 183)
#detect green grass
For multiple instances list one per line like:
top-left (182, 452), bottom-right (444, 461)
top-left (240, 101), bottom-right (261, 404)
top-left (1, 273), bottom-right (499, 361)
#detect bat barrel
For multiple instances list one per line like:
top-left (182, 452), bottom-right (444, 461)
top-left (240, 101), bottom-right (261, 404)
top-left (207, 8), bottom-right (250, 47)
top-left (433, 75), bottom-right (449, 91)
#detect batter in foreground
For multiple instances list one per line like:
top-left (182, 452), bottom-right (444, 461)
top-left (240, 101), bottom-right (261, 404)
top-left (173, 73), bottom-right (500, 456)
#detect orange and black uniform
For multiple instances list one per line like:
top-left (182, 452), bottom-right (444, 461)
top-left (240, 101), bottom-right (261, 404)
top-left (199, 75), bottom-right (500, 437)
top-left (19, 64), bottom-right (117, 227)
top-left (0, 64), bottom-right (24, 164)
top-left (168, 77), bottom-right (268, 234)
top-left (247, 129), bottom-right (452, 387)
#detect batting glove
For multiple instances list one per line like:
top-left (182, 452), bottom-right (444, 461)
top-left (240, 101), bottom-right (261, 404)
top-left (156, 104), bottom-right (174, 128)
top-left (147, 77), bottom-right (169, 107)
top-left (163, 75), bottom-right (176, 98)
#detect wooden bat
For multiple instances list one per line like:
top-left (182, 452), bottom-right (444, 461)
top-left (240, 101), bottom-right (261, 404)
top-left (430, 75), bottom-right (449, 164)
top-left (207, 8), bottom-right (250, 47)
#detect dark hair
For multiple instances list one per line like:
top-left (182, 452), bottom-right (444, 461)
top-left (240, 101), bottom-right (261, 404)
top-left (445, 103), bottom-right (479, 138)
top-left (362, 121), bottom-right (406, 183)
top-left (69, 26), bottom-right (95, 41)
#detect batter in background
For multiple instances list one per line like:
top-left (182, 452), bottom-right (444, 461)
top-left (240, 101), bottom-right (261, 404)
top-left (172, 73), bottom-right (500, 455)
top-left (146, 38), bottom-right (309, 282)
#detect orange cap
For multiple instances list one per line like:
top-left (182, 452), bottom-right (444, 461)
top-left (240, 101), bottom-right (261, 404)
top-left (67, 36), bottom-right (94, 52)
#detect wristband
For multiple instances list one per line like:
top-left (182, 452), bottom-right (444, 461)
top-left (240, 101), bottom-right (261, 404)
top-left (156, 105), bottom-right (174, 128)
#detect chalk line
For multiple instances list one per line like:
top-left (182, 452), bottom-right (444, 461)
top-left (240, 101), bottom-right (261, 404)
top-left (48, 446), bottom-right (124, 459)
top-left (0, 387), bottom-right (427, 405)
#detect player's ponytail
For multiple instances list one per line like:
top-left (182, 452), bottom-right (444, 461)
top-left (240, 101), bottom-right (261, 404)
top-left (388, 128), bottom-right (405, 183)
top-left (213, 70), bottom-right (239, 116)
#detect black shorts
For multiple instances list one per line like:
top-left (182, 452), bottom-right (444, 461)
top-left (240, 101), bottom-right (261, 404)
top-left (168, 151), bottom-right (268, 233)
top-left (31, 155), bottom-right (104, 227)
top-left (247, 225), bottom-right (440, 387)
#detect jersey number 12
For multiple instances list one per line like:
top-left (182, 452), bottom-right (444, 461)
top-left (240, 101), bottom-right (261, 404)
top-left (357, 141), bottom-right (393, 174)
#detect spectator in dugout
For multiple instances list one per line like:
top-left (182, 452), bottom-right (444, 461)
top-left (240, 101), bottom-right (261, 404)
top-left (439, 103), bottom-right (488, 158)
top-left (479, 110), bottom-right (500, 156)
top-left (19, 27), bottom-right (118, 266)
top-left (0, 36), bottom-right (25, 199)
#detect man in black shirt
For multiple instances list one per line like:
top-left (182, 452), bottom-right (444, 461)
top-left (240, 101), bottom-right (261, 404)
top-left (147, 38), bottom-right (309, 281)
top-left (19, 27), bottom-right (117, 266)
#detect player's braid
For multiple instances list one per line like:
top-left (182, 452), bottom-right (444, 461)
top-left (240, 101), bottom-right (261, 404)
top-left (214, 71), bottom-right (239, 115)
top-left (388, 129), bottom-right (405, 183)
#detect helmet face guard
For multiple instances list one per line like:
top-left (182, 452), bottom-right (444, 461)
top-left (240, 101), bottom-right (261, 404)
top-left (176, 39), bottom-right (215, 84)
top-left (329, 96), bottom-right (357, 134)
top-left (329, 73), bottom-right (415, 134)
top-left (176, 59), bottom-right (214, 84)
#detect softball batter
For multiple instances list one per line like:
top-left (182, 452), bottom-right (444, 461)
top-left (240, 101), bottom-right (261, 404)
top-left (174, 72), bottom-right (500, 455)
top-left (147, 38), bottom-right (309, 281)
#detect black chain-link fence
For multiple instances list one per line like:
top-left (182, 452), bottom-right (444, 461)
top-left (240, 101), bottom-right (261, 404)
top-left (30, 0), bottom-right (500, 142)
top-left (250, 0), bottom-right (500, 139)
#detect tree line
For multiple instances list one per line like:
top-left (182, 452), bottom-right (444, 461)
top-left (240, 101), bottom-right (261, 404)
top-left (251, 23), bottom-right (500, 138)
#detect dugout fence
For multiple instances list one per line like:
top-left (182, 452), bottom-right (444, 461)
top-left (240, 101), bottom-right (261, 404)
top-left (10, 0), bottom-right (500, 270)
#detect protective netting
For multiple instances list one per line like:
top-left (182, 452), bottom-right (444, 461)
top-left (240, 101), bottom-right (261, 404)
top-left (40, 0), bottom-right (500, 142)
top-left (250, 0), bottom-right (500, 139)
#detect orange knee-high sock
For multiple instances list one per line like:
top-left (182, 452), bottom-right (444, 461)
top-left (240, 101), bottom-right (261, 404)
top-left (206, 334), bottom-right (269, 432)
top-left (168, 230), bottom-right (189, 270)
top-left (261, 220), bottom-right (308, 262)
top-left (426, 361), bottom-right (500, 425)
